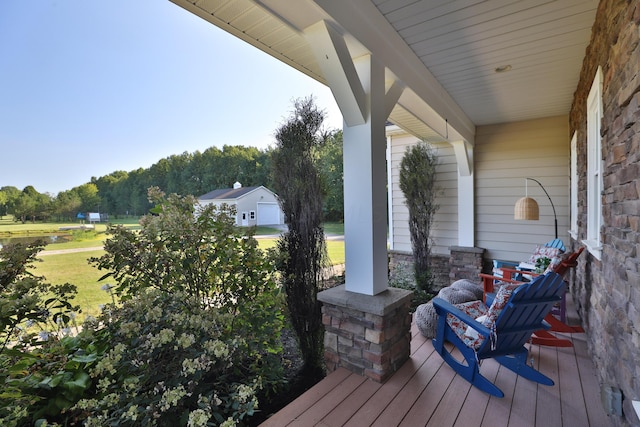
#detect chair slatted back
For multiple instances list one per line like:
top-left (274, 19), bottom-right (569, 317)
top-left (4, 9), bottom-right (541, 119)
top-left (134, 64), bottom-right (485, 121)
top-left (544, 238), bottom-right (566, 252)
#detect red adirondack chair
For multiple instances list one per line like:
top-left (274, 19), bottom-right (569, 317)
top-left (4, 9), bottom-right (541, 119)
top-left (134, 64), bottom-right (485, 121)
top-left (480, 246), bottom-right (585, 347)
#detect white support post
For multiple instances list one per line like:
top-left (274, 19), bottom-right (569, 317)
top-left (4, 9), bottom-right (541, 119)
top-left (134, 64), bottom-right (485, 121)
top-left (457, 173), bottom-right (475, 247)
top-left (386, 135), bottom-right (394, 251)
top-left (342, 54), bottom-right (388, 295)
top-left (450, 139), bottom-right (475, 247)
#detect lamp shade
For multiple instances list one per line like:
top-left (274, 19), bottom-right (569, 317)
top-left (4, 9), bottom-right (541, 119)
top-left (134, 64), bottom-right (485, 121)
top-left (514, 197), bottom-right (539, 220)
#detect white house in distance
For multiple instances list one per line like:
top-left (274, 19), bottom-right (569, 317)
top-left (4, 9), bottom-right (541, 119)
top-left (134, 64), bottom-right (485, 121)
top-left (197, 182), bottom-right (284, 227)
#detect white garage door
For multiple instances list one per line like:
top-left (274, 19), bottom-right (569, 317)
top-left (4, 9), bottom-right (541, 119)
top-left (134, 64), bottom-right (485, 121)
top-left (257, 203), bottom-right (280, 225)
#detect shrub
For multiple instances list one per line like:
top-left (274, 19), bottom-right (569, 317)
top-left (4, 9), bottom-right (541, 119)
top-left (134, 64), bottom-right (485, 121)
top-left (0, 240), bottom-right (79, 352)
top-left (399, 142), bottom-right (439, 295)
top-left (271, 97), bottom-right (328, 377)
top-left (0, 330), bottom-right (106, 426)
top-left (1, 188), bottom-right (287, 426)
top-left (0, 240), bottom-right (89, 426)
top-left (73, 289), bottom-right (276, 426)
top-left (81, 188), bottom-right (285, 425)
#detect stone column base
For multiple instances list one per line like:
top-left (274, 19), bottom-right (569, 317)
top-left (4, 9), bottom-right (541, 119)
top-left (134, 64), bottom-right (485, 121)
top-left (449, 246), bottom-right (485, 282)
top-left (317, 285), bottom-right (413, 383)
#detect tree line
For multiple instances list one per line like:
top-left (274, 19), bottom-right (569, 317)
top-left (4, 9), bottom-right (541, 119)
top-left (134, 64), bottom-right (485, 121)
top-left (0, 133), bottom-right (344, 223)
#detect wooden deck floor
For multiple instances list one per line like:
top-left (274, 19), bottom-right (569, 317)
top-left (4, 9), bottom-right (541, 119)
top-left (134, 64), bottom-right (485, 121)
top-left (261, 295), bottom-right (611, 427)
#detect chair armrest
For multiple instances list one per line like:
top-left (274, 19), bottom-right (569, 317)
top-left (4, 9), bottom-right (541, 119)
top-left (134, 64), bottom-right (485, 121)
top-left (432, 297), bottom-right (491, 337)
top-left (478, 273), bottom-right (521, 302)
top-left (499, 267), bottom-right (540, 282)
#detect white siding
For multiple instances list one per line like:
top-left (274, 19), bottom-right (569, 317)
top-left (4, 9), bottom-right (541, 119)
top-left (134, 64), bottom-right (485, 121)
top-left (198, 187), bottom-right (283, 226)
top-left (389, 133), bottom-right (458, 255)
top-left (197, 200), bottom-right (239, 224)
top-left (235, 187), bottom-right (283, 226)
top-left (475, 116), bottom-right (570, 262)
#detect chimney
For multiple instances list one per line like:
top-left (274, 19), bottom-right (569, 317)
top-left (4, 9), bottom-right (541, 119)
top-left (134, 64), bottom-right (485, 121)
top-left (233, 181), bottom-right (242, 189)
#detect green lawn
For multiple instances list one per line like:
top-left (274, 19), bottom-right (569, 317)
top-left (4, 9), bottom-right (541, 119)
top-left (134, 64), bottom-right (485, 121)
top-left (29, 238), bottom-right (344, 322)
top-left (0, 219), bottom-right (106, 236)
top-left (30, 250), bottom-right (110, 321)
top-left (8, 218), bottom-right (345, 321)
top-left (257, 238), bottom-right (345, 265)
top-left (253, 225), bottom-right (282, 235)
top-left (40, 235), bottom-right (106, 250)
top-left (0, 216), bottom-right (141, 241)
top-left (326, 240), bottom-right (345, 265)
top-left (323, 222), bottom-right (344, 235)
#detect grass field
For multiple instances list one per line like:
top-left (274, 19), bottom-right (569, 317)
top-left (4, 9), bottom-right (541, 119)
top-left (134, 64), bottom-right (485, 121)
top-left (4, 218), bottom-right (345, 321)
top-left (0, 216), bottom-right (141, 234)
top-left (256, 238), bottom-right (345, 265)
top-left (31, 250), bottom-right (110, 320)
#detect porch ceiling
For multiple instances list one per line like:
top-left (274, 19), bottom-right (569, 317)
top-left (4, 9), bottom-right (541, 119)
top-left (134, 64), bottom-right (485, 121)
top-left (170, 0), bottom-right (598, 143)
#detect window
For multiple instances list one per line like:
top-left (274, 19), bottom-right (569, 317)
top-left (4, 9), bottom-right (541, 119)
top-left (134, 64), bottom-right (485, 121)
top-left (585, 66), bottom-right (603, 259)
top-left (569, 132), bottom-right (578, 238)
top-left (250, 211), bottom-right (256, 220)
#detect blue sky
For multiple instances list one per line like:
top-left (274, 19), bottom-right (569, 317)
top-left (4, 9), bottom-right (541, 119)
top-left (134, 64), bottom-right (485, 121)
top-left (0, 1), bottom-right (342, 195)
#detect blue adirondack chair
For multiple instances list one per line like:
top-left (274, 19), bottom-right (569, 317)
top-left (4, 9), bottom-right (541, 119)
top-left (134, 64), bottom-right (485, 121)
top-left (432, 272), bottom-right (566, 397)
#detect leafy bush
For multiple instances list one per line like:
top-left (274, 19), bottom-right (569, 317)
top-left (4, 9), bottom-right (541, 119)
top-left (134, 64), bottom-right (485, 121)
top-left (0, 240), bottom-right (79, 352)
top-left (399, 142), bottom-right (439, 294)
top-left (81, 188), bottom-right (285, 425)
top-left (73, 289), bottom-right (276, 426)
top-left (271, 97), bottom-right (328, 377)
top-left (535, 256), bottom-right (552, 273)
top-left (92, 188), bottom-right (278, 311)
top-left (0, 240), bottom-right (90, 426)
top-left (1, 189), bottom-right (287, 426)
top-left (0, 331), bottom-right (106, 426)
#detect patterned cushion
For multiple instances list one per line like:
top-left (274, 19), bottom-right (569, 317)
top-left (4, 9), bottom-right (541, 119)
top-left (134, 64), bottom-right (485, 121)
top-left (485, 283), bottom-right (519, 324)
top-left (465, 315), bottom-right (487, 341)
top-left (446, 283), bottom-right (520, 350)
top-left (543, 252), bottom-right (568, 274)
top-left (446, 300), bottom-right (488, 349)
top-left (527, 245), bottom-right (561, 265)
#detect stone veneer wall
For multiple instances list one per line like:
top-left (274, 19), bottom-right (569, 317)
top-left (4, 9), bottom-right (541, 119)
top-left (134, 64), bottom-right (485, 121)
top-left (568, 1), bottom-right (640, 425)
top-left (448, 246), bottom-right (485, 282)
top-left (430, 254), bottom-right (451, 288)
top-left (388, 247), bottom-right (485, 291)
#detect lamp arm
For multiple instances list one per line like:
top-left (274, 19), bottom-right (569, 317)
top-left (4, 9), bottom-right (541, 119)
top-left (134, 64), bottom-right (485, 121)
top-left (526, 177), bottom-right (558, 239)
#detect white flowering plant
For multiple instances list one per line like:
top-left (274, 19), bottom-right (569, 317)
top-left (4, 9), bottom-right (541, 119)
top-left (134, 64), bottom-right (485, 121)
top-left (72, 288), bottom-right (277, 425)
top-left (77, 188), bottom-right (286, 425)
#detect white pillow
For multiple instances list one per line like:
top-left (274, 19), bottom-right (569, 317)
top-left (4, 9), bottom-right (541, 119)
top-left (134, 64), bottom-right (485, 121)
top-left (465, 315), bottom-right (488, 340)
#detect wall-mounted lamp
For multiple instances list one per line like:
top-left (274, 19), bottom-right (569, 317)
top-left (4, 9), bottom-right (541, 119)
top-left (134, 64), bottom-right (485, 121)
top-left (514, 177), bottom-right (558, 239)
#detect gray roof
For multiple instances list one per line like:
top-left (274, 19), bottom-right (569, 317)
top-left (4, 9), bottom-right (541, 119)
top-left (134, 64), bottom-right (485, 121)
top-left (198, 186), bottom-right (261, 201)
